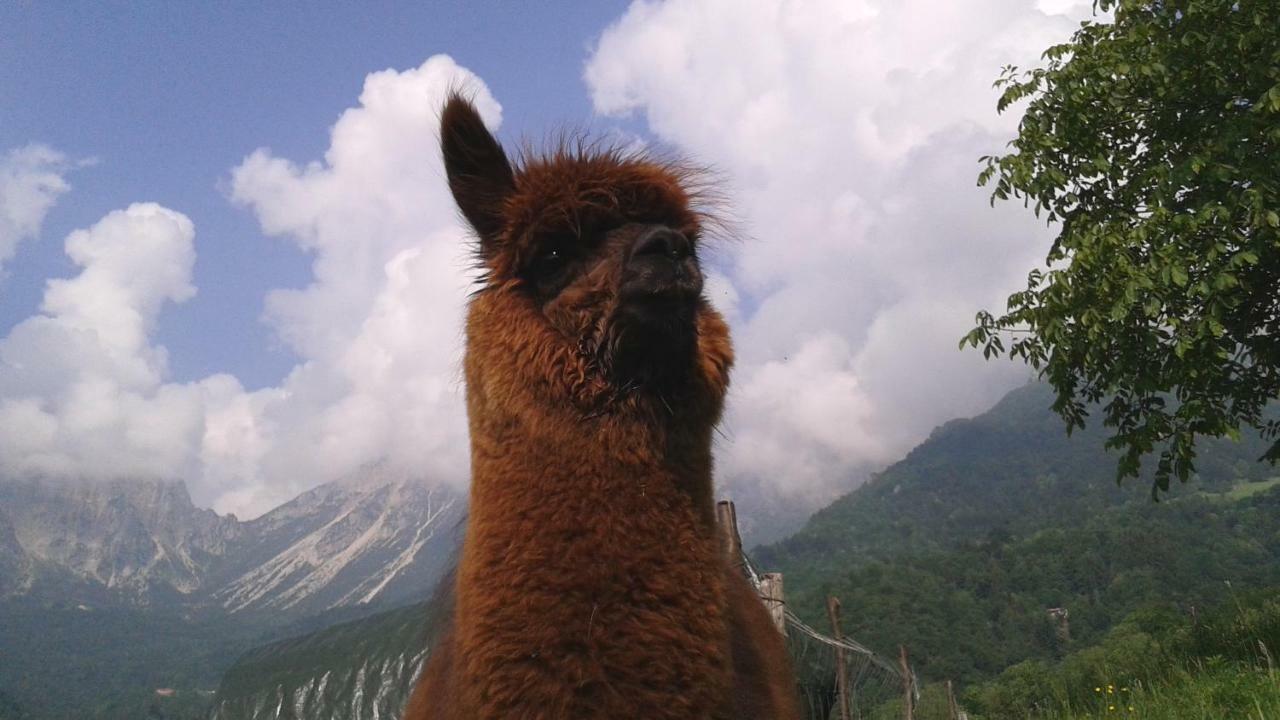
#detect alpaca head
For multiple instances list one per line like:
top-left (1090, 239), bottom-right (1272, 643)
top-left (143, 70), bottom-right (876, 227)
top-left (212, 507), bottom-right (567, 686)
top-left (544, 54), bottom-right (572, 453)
top-left (441, 95), bottom-right (732, 419)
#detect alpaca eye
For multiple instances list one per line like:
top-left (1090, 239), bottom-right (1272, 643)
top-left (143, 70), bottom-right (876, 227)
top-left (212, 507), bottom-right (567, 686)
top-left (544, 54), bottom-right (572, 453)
top-left (532, 248), bottom-right (565, 276)
top-left (528, 246), bottom-right (574, 295)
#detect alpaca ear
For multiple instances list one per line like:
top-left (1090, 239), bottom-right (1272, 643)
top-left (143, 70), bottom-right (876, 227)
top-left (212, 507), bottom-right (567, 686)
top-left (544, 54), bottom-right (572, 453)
top-left (440, 94), bottom-right (515, 253)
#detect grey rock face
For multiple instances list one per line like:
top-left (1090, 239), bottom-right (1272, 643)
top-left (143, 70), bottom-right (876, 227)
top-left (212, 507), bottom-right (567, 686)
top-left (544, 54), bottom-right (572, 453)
top-left (0, 508), bottom-right (32, 595)
top-left (216, 480), bottom-right (461, 616)
top-left (0, 475), bottom-right (463, 616)
top-left (0, 478), bottom-right (241, 599)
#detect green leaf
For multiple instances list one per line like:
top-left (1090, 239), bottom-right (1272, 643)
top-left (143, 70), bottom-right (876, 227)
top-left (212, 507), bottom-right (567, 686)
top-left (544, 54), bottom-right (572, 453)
top-left (965, 0), bottom-right (1280, 498)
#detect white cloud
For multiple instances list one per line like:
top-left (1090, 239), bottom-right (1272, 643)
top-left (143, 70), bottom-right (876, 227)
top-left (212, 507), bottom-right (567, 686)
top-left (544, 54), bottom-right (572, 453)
top-left (0, 203), bottom-right (238, 482)
top-left (203, 55), bottom-right (495, 515)
top-left (0, 57), bottom-right (494, 518)
top-left (1037, 0), bottom-right (1096, 16)
top-left (0, 144), bottom-right (71, 275)
top-left (586, 0), bottom-right (1090, 506)
top-left (0, 1), bottom-right (1098, 524)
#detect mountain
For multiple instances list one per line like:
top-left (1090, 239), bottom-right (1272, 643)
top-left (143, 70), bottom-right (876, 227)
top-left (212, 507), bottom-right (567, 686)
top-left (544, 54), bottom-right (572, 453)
top-left (754, 382), bottom-right (1275, 584)
top-left (9, 381), bottom-right (1276, 719)
top-left (0, 474), bottom-right (464, 720)
top-left (0, 508), bottom-right (31, 597)
top-left (0, 478), bottom-right (242, 603)
top-left (754, 382), bottom-right (1280, 683)
top-left (214, 479), bottom-right (462, 616)
top-left (0, 475), bottom-right (462, 617)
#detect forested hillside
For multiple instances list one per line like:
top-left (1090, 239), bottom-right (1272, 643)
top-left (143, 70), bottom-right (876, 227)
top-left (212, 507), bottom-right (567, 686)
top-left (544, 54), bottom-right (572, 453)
top-left (757, 383), bottom-right (1280, 686)
top-left (209, 588), bottom-right (451, 720)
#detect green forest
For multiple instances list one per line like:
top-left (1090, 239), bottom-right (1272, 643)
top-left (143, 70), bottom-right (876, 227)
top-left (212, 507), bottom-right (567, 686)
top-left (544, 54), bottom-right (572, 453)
top-left (757, 383), bottom-right (1280, 717)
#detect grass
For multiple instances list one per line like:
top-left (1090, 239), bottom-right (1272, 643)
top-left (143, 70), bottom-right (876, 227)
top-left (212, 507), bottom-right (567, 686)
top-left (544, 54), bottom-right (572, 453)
top-left (959, 587), bottom-right (1280, 720)
top-left (1047, 661), bottom-right (1280, 720)
top-left (1192, 476), bottom-right (1280, 503)
top-left (1221, 477), bottom-right (1280, 501)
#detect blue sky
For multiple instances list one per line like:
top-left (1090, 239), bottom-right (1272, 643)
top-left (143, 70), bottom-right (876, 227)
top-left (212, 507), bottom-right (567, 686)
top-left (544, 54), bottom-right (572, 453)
top-left (1, 1), bottom-right (633, 388)
top-left (0, 1), bottom-right (1094, 517)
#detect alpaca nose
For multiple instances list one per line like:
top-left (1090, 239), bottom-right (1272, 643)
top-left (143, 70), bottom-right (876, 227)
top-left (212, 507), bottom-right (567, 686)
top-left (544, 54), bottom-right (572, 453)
top-left (620, 224), bottom-right (702, 304)
top-left (631, 226), bottom-right (691, 261)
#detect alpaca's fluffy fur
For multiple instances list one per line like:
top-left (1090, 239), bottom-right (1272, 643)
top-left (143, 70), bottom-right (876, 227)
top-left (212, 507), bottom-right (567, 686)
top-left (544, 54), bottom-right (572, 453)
top-left (403, 95), bottom-right (799, 720)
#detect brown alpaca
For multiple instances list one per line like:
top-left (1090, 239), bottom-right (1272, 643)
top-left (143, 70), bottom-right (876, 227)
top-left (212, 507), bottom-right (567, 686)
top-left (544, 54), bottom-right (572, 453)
top-left (403, 95), bottom-right (799, 720)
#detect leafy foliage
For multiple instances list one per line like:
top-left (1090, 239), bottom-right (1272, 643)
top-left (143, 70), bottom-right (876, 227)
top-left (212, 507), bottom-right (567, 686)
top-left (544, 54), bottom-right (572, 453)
top-left (963, 0), bottom-right (1280, 494)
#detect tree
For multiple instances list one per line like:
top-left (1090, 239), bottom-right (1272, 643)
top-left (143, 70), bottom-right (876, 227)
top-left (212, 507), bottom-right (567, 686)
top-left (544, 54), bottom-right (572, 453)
top-left (964, 0), bottom-right (1280, 494)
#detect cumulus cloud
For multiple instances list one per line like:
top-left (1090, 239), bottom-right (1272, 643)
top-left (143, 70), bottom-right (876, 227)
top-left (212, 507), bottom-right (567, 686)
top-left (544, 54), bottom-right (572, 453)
top-left (0, 57), bottom-right (494, 516)
top-left (586, 0), bottom-right (1093, 507)
top-left (0, 203), bottom-right (243, 482)
top-left (199, 56), bottom-right (495, 514)
top-left (0, 144), bottom-right (72, 275)
top-left (1, 2), bottom-right (1100, 524)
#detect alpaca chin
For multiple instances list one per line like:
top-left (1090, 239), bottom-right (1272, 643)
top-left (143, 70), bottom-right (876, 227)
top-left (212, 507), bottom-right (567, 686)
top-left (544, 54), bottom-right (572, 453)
top-left (600, 300), bottom-right (701, 394)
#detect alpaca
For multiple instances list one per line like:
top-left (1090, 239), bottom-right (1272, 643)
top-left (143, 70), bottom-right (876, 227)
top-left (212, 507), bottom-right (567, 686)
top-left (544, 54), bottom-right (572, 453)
top-left (403, 95), bottom-right (799, 720)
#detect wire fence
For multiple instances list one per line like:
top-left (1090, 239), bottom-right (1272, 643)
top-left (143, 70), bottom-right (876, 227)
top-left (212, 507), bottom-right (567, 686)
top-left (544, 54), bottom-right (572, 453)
top-left (740, 550), bottom-right (919, 720)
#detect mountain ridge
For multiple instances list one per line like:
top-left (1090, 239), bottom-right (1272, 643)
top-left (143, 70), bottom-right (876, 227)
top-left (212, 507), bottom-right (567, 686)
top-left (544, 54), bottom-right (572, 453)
top-left (0, 473), bottom-right (465, 720)
top-left (0, 474), bottom-right (463, 618)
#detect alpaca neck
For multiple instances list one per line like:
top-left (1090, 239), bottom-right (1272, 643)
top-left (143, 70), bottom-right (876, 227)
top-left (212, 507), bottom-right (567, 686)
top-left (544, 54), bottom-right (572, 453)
top-left (454, 407), bottom-right (731, 715)
top-left (466, 410), bottom-right (719, 554)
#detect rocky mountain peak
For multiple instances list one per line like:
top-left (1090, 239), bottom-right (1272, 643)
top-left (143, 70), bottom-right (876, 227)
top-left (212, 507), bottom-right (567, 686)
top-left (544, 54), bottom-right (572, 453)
top-left (0, 474), bottom-right (463, 617)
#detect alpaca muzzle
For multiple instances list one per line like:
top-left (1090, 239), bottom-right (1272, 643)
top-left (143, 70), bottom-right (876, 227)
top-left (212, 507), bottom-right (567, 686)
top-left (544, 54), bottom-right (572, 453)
top-left (618, 225), bottom-right (703, 313)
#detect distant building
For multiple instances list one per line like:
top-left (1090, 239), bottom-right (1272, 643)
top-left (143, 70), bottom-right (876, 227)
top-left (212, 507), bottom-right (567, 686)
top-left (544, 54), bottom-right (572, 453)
top-left (1047, 607), bottom-right (1071, 643)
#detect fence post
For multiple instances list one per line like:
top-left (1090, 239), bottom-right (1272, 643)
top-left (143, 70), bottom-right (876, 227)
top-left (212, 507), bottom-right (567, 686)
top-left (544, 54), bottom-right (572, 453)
top-left (899, 645), bottom-right (914, 720)
top-left (759, 573), bottom-right (787, 636)
top-left (826, 596), bottom-right (853, 720)
top-left (715, 500), bottom-right (742, 569)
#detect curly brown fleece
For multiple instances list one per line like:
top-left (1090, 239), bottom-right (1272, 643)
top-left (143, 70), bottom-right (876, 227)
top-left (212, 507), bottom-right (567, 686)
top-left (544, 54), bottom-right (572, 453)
top-left (403, 95), bottom-right (799, 720)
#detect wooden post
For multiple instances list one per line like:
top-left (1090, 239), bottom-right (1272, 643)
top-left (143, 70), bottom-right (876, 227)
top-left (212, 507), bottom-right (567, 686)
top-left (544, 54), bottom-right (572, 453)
top-left (759, 573), bottom-right (787, 636)
top-left (715, 500), bottom-right (742, 568)
top-left (899, 645), bottom-right (914, 720)
top-left (946, 679), bottom-right (959, 720)
top-left (826, 596), bottom-right (852, 720)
